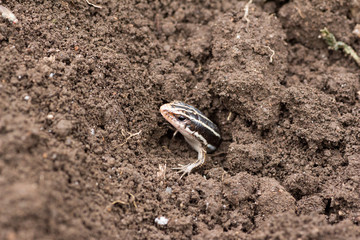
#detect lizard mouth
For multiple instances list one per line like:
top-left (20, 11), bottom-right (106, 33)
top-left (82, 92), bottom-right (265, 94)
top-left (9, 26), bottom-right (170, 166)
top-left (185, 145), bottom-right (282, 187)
top-left (160, 104), bottom-right (175, 122)
top-left (160, 103), bottom-right (182, 130)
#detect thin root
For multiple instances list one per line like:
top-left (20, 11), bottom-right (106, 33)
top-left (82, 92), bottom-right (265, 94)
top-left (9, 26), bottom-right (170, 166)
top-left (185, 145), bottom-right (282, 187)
top-left (264, 46), bottom-right (275, 63)
top-left (85, 0), bottom-right (102, 9)
top-left (226, 112), bottom-right (232, 121)
top-left (107, 200), bottom-right (128, 211)
top-left (243, 0), bottom-right (253, 26)
top-left (111, 200), bottom-right (128, 206)
top-left (295, 6), bottom-right (305, 19)
top-left (127, 192), bottom-right (137, 209)
top-left (221, 171), bottom-right (227, 182)
top-left (108, 193), bottom-right (137, 210)
top-left (119, 130), bottom-right (142, 146)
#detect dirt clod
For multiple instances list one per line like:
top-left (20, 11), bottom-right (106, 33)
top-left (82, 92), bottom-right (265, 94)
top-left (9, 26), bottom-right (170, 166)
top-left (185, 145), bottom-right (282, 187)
top-left (54, 119), bottom-right (73, 138)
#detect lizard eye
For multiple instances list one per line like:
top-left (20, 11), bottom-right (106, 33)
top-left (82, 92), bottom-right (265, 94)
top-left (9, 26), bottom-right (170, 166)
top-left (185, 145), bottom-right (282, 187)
top-left (177, 115), bottom-right (186, 121)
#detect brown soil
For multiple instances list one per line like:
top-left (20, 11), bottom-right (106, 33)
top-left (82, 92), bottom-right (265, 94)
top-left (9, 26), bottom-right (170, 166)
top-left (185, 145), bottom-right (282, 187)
top-left (1, 0), bottom-right (360, 239)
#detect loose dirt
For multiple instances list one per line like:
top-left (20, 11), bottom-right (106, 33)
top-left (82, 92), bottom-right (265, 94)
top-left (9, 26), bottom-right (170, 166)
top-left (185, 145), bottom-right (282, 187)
top-left (1, 0), bottom-right (360, 239)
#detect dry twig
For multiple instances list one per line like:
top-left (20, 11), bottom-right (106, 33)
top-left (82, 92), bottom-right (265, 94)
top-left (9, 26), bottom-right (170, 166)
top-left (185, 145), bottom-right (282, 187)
top-left (243, 0), bottom-right (253, 26)
top-left (295, 6), bottom-right (305, 18)
top-left (128, 192), bottom-right (137, 208)
top-left (111, 200), bottom-right (128, 206)
top-left (108, 192), bottom-right (137, 210)
top-left (264, 45), bottom-right (275, 63)
top-left (157, 164), bottom-right (167, 180)
top-left (85, 0), bottom-right (102, 9)
top-left (119, 130), bottom-right (142, 146)
top-left (226, 112), bottom-right (232, 121)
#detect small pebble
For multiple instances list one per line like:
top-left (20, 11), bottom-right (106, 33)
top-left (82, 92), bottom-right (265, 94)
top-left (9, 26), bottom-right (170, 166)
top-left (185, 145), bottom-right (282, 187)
top-left (107, 157), bottom-right (115, 165)
top-left (65, 137), bottom-right (72, 146)
top-left (93, 146), bottom-right (103, 154)
top-left (90, 128), bottom-right (95, 135)
top-left (155, 216), bottom-right (169, 225)
top-left (165, 187), bottom-right (172, 194)
top-left (54, 119), bottom-right (73, 137)
top-left (163, 45), bottom-right (170, 51)
top-left (353, 24), bottom-right (360, 38)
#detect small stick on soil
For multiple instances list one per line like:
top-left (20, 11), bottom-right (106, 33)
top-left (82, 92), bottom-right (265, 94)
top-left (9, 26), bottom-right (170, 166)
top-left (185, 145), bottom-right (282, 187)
top-left (111, 200), bottom-right (128, 206)
top-left (195, 64), bottom-right (202, 73)
top-left (264, 45), bottom-right (275, 63)
top-left (107, 200), bottom-right (128, 211)
top-left (119, 130), bottom-right (142, 146)
top-left (157, 164), bottom-right (166, 180)
top-left (243, 0), bottom-right (253, 26)
top-left (85, 0), bottom-right (102, 9)
top-left (0, 5), bottom-right (18, 24)
top-left (320, 27), bottom-right (360, 67)
top-left (295, 6), bottom-right (305, 19)
top-left (221, 171), bottom-right (226, 182)
top-left (127, 192), bottom-right (137, 209)
top-left (108, 193), bottom-right (137, 210)
top-left (226, 112), bottom-right (232, 121)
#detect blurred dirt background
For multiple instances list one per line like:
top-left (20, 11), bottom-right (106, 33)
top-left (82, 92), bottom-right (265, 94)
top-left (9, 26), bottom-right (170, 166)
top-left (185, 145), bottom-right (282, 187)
top-left (0, 0), bottom-right (360, 239)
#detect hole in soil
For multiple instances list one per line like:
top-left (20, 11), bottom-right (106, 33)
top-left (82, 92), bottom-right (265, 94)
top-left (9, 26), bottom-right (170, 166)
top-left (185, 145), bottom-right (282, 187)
top-left (159, 127), bottom-right (181, 147)
top-left (192, 223), bottom-right (198, 235)
top-left (340, 159), bottom-right (349, 167)
top-left (260, 128), bottom-right (270, 138)
top-left (324, 198), bottom-right (332, 215)
top-left (289, 189), bottom-right (303, 201)
top-left (298, 137), bottom-right (309, 150)
top-left (287, 38), bottom-right (299, 46)
top-left (166, 128), bottom-right (175, 138)
top-left (245, 119), bottom-right (253, 127)
top-left (0, 126), bottom-right (10, 134)
top-left (279, 102), bottom-right (290, 119)
top-left (197, 189), bottom-right (205, 199)
top-left (280, 79), bottom-right (287, 86)
top-left (63, 59), bottom-right (71, 65)
top-left (274, 0), bottom-right (290, 13)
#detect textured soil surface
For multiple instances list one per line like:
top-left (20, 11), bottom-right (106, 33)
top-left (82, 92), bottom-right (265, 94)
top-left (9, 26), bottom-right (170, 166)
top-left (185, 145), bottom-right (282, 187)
top-left (1, 0), bottom-right (360, 239)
